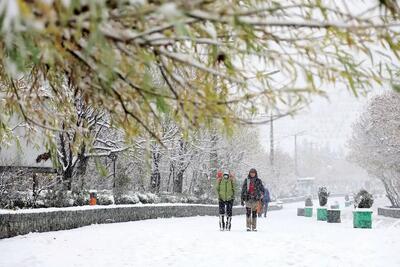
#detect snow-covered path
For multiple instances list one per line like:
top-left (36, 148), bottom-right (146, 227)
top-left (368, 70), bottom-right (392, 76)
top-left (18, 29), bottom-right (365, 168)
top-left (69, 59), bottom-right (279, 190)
top-left (1, 198), bottom-right (399, 267)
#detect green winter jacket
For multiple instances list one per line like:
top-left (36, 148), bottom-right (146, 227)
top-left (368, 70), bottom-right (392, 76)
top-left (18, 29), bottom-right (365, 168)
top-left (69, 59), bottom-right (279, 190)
top-left (216, 177), bottom-right (235, 201)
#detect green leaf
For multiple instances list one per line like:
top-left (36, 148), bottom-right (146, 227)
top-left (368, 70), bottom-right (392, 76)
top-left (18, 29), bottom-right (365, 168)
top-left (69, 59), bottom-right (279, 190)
top-left (393, 84), bottom-right (400, 93)
top-left (95, 159), bottom-right (109, 178)
top-left (156, 96), bottom-right (170, 113)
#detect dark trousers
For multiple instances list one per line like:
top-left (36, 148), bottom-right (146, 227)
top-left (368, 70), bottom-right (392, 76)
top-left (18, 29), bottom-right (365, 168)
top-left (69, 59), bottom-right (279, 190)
top-left (263, 202), bottom-right (269, 217)
top-left (219, 200), bottom-right (233, 216)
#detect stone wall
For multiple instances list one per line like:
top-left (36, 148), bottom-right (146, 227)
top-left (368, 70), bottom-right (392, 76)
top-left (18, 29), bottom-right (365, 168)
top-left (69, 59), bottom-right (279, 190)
top-left (378, 207), bottom-right (400, 218)
top-left (0, 203), bottom-right (282, 239)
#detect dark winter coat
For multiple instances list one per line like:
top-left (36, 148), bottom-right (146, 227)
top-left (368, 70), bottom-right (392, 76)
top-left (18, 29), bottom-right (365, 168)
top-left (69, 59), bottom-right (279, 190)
top-left (263, 187), bottom-right (271, 204)
top-left (241, 169), bottom-right (265, 202)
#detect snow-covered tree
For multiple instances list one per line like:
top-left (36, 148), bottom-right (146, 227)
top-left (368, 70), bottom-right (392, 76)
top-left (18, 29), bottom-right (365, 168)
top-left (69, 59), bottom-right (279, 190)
top-left (349, 91), bottom-right (400, 207)
top-left (262, 149), bottom-right (296, 198)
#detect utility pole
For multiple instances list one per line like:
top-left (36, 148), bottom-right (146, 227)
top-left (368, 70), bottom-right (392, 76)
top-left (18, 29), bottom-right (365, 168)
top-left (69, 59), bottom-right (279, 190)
top-left (270, 112), bottom-right (274, 167)
top-left (294, 134), bottom-right (298, 177)
top-left (293, 131), bottom-right (307, 177)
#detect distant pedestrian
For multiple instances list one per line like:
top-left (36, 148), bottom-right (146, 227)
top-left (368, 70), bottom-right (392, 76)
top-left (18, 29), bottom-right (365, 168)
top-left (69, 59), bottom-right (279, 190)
top-left (263, 187), bottom-right (271, 217)
top-left (216, 171), bottom-right (235, 231)
top-left (241, 168), bottom-right (265, 231)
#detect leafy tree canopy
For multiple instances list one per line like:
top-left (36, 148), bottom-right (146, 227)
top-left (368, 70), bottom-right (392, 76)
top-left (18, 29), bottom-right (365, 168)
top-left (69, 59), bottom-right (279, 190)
top-left (0, 0), bottom-right (399, 143)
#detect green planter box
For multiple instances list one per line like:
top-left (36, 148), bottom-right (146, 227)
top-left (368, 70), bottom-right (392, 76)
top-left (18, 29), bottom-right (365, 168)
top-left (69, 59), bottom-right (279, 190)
top-left (327, 209), bottom-right (341, 223)
top-left (317, 207), bottom-right (327, 221)
top-left (353, 209), bottom-right (373, 228)
top-left (304, 207), bottom-right (313, 217)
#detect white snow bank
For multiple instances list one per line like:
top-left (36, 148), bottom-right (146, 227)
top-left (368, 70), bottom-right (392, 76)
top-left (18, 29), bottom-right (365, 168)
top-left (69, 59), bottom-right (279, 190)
top-left (379, 206), bottom-right (400, 211)
top-left (353, 208), bottom-right (374, 212)
top-left (1, 202), bottom-right (281, 215)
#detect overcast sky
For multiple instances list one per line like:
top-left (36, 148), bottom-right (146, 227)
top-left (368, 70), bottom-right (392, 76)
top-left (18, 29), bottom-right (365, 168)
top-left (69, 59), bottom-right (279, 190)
top-left (258, 86), bottom-right (388, 156)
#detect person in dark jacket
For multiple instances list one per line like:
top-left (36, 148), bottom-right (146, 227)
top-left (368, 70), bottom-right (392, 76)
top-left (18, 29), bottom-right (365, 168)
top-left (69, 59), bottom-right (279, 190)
top-left (241, 168), bottom-right (265, 231)
top-left (263, 187), bottom-right (271, 217)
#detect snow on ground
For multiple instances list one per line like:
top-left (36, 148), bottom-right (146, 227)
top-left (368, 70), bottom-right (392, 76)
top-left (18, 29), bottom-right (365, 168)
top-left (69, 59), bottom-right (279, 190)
top-left (0, 197), bottom-right (399, 267)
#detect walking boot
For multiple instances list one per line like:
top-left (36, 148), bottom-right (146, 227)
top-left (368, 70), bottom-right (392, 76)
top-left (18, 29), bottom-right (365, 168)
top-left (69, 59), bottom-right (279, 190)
top-left (246, 217), bottom-right (251, 231)
top-left (219, 215), bottom-right (225, 231)
top-left (252, 217), bottom-right (257, 232)
top-left (226, 216), bottom-right (232, 231)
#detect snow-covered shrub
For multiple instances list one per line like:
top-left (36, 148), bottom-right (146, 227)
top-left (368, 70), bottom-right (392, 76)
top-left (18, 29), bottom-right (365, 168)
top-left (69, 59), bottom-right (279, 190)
top-left (97, 194), bottom-right (114, 205)
top-left (137, 192), bottom-right (159, 204)
top-left (169, 195), bottom-right (179, 203)
top-left (158, 193), bottom-right (201, 204)
top-left (318, 187), bottom-right (329, 207)
top-left (39, 189), bottom-right (74, 208)
top-left (6, 191), bottom-right (30, 209)
top-left (159, 194), bottom-right (179, 203)
top-left (177, 195), bottom-right (200, 203)
top-left (179, 196), bottom-right (189, 203)
top-left (34, 198), bottom-right (46, 208)
top-left (65, 191), bottom-right (75, 207)
top-left (305, 196), bottom-right (313, 207)
top-left (38, 190), bottom-right (54, 208)
top-left (73, 191), bottom-right (90, 206)
top-left (186, 196), bottom-right (199, 203)
top-left (115, 193), bottom-right (140, 205)
top-left (207, 198), bottom-right (219, 205)
top-left (199, 193), bottom-right (215, 204)
top-left (355, 189), bottom-right (374, 208)
top-left (138, 192), bottom-right (151, 203)
top-left (32, 190), bottom-right (48, 208)
top-left (193, 186), bottom-right (204, 198)
top-left (148, 193), bottom-right (160, 203)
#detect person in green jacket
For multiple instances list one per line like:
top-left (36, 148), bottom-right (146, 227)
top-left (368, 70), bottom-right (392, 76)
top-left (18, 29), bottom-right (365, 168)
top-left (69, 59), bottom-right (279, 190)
top-left (216, 171), bottom-right (236, 231)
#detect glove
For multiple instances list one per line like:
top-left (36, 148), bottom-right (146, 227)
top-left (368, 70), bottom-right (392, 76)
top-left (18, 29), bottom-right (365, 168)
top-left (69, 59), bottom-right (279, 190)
top-left (241, 201), bottom-right (244, 206)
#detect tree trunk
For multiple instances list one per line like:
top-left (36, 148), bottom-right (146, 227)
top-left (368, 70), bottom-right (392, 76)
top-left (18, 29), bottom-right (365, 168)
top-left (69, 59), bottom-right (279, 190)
top-left (32, 174), bottom-right (38, 198)
top-left (172, 138), bottom-right (189, 194)
top-left (173, 170), bottom-right (184, 193)
top-left (188, 170), bottom-right (196, 194)
top-left (167, 163), bottom-right (174, 192)
top-left (210, 134), bottom-right (218, 175)
top-left (75, 145), bottom-right (89, 193)
top-left (381, 176), bottom-right (400, 208)
top-left (63, 167), bottom-right (73, 191)
top-left (32, 174), bottom-right (38, 207)
top-left (150, 146), bottom-right (162, 193)
top-left (150, 169), bottom-right (161, 193)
